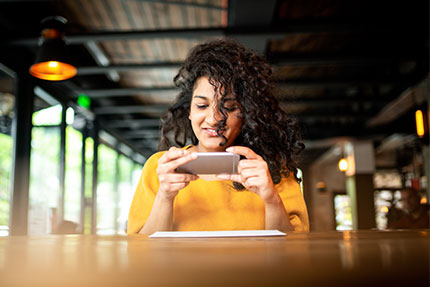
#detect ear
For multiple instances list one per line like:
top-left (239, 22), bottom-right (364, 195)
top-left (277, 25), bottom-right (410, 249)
top-left (188, 113), bottom-right (191, 120)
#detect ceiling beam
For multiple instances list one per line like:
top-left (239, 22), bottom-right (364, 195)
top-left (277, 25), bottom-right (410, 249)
top-left (8, 23), bottom-right (363, 46)
top-left (271, 56), bottom-right (417, 67)
top-left (97, 122), bottom-right (148, 162)
top-left (84, 41), bottom-right (120, 82)
top-left (77, 62), bottom-right (182, 75)
top-left (75, 53), bottom-right (421, 76)
top-left (280, 97), bottom-right (389, 107)
top-left (100, 118), bottom-right (161, 128)
top-left (276, 79), bottom-right (413, 89)
top-left (268, 51), bottom-right (423, 66)
top-left (120, 130), bottom-right (160, 139)
top-left (94, 105), bottom-right (169, 115)
top-left (82, 87), bottom-right (177, 98)
top-left (297, 114), bottom-right (371, 124)
top-left (79, 77), bottom-right (413, 99)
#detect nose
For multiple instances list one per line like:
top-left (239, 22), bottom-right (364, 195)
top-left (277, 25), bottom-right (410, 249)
top-left (206, 104), bottom-right (222, 125)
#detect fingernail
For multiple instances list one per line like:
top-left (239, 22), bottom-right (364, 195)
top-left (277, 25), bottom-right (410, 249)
top-left (226, 147), bottom-right (232, 152)
top-left (217, 174), bottom-right (229, 180)
top-left (190, 153), bottom-right (197, 158)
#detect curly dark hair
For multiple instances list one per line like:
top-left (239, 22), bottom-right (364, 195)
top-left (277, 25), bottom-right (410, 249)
top-left (160, 38), bottom-right (304, 186)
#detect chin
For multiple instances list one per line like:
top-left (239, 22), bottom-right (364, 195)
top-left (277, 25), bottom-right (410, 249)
top-left (199, 140), bottom-right (227, 152)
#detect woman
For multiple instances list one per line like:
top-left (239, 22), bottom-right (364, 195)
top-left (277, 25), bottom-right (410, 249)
top-left (127, 39), bottom-right (309, 235)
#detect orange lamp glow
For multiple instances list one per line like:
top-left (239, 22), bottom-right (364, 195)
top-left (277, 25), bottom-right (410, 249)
top-left (415, 110), bottom-right (425, 138)
top-left (30, 61), bottom-right (77, 81)
top-left (338, 158), bottom-right (348, 172)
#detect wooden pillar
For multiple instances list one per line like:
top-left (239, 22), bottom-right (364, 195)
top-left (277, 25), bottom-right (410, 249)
top-left (9, 72), bottom-right (34, 235)
top-left (91, 124), bottom-right (99, 235)
top-left (58, 104), bottom-right (66, 225)
top-left (345, 141), bottom-right (376, 229)
top-left (79, 126), bottom-right (87, 233)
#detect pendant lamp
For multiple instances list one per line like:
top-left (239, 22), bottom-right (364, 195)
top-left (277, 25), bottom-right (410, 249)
top-left (29, 16), bottom-right (77, 81)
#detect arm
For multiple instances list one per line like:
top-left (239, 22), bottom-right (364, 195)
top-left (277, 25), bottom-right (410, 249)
top-left (130, 147), bottom-right (198, 235)
top-left (263, 192), bottom-right (295, 232)
top-left (138, 192), bottom-right (175, 235)
top-left (217, 146), bottom-right (296, 232)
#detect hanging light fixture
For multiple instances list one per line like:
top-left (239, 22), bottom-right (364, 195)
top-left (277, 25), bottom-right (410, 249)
top-left (29, 16), bottom-right (77, 81)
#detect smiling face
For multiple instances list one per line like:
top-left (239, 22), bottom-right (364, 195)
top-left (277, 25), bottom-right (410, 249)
top-left (189, 76), bottom-right (242, 152)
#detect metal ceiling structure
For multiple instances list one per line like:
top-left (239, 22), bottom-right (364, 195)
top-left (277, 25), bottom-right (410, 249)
top-left (0, 0), bottom-right (429, 165)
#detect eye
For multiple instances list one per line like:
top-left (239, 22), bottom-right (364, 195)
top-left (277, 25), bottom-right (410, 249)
top-left (224, 103), bottom-right (239, 112)
top-left (225, 105), bottom-right (238, 112)
top-left (196, 104), bottom-right (209, 109)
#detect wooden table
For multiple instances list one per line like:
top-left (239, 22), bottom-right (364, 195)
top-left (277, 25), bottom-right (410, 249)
top-left (0, 230), bottom-right (428, 287)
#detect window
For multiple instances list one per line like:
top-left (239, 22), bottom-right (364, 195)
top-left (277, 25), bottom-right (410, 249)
top-left (97, 144), bottom-right (117, 234)
top-left (64, 125), bottom-right (83, 225)
top-left (118, 155), bottom-right (141, 234)
top-left (373, 170), bottom-right (403, 229)
top-left (29, 103), bottom-right (62, 235)
top-left (0, 133), bottom-right (13, 236)
top-left (84, 136), bottom-right (94, 234)
top-left (334, 194), bottom-right (352, 230)
top-left (0, 66), bottom-right (15, 236)
top-left (97, 142), bottom-right (143, 235)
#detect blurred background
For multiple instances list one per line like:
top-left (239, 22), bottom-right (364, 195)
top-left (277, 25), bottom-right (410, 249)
top-left (0, 0), bottom-right (428, 235)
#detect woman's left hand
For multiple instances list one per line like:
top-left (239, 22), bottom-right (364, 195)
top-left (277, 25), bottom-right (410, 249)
top-left (217, 146), bottom-right (278, 204)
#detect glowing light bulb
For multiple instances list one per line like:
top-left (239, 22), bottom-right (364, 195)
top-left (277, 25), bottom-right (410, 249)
top-left (415, 110), bottom-right (425, 138)
top-left (338, 158), bottom-right (348, 172)
top-left (48, 61), bottom-right (59, 68)
top-left (380, 206), bottom-right (389, 213)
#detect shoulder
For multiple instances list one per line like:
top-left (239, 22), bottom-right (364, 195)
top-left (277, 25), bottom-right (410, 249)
top-left (141, 151), bottom-right (166, 174)
top-left (279, 173), bottom-right (300, 186)
top-left (276, 174), bottom-right (301, 193)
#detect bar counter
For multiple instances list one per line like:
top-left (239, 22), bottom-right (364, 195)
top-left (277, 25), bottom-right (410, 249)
top-left (0, 230), bottom-right (428, 287)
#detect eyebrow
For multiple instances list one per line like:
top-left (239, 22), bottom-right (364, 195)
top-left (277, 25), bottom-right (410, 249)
top-left (193, 95), bottom-right (208, 100)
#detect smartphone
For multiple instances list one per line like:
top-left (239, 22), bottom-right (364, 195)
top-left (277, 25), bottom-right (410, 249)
top-left (176, 152), bottom-right (240, 175)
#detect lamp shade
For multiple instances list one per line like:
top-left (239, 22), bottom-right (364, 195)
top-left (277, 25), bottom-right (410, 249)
top-left (29, 17), bottom-right (77, 81)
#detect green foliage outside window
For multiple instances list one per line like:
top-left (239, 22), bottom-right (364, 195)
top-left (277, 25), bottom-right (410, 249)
top-left (97, 144), bottom-right (117, 234)
top-left (29, 127), bottom-right (61, 234)
top-left (0, 133), bottom-right (12, 226)
top-left (84, 137), bottom-right (94, 234)
top-left (64, 126), bottom-right (83, 224)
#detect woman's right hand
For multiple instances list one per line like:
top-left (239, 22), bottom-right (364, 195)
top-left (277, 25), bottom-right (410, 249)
top-left (156, 147), bottom-right (199, 201)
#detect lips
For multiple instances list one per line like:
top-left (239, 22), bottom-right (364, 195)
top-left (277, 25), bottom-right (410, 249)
top-left (203, 128), bottom-right (219, 137)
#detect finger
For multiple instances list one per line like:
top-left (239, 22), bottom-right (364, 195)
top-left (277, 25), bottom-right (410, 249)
top-left (160, 173), bottom-right (199, 183)
top-left (238, 159), bottom-right (267, 171)
top-left (226, 146), bottom-right (262, 160)
top-left (159, 153), bottom-right (197, 172)
top-left (240, 168), bottom-right (264, 179)
top-left (159, 148), bottom-right (192, 164)
top-left (243, 177), bottom-right (263, 189)
top-left (169, 153), bottom-right (198, 171)
top-left (216, 173), bottom-right (242, 182)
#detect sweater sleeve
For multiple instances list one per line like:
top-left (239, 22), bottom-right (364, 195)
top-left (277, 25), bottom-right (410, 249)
top-left (126, 152), bottom-right (164, 234)
top-left (277, 176), bottom-right (310, 232)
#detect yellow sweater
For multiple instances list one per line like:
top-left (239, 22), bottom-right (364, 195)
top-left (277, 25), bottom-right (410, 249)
top-left (127, 150), bottom-right (309, 233)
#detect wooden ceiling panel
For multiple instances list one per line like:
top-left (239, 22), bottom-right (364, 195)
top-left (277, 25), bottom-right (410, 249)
top-left (120, 68), bottom-right (177, 87)
top-left (269, 33), bottom-right (356, 53)
top-left (134, 91), bottom-right (177, 105)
